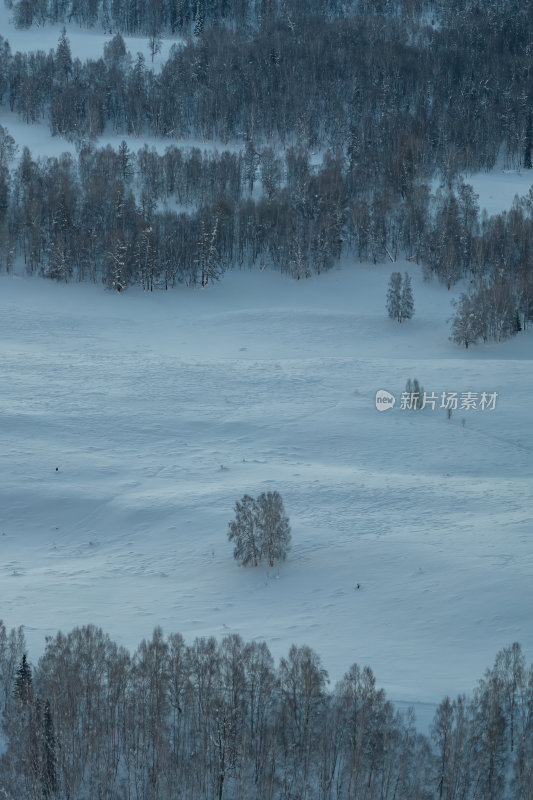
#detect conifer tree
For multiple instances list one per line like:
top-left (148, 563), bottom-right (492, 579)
top-left (118, 140), bottom-right (134, 184)
top-left (14, 653), bottom-right (32, 703)
top-left (400, 271), bottom-right (414, 321)
top-left (386, 271), bottom-right (402, 322)
top-left (55, 28), bottom-right (72, 81)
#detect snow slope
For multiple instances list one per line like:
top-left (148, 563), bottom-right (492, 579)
top-left (1, 262), bottom-right (531, 719)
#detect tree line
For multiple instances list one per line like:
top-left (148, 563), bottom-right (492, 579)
top-left (1, 620), bottom-right (532, 799)
top-left (0, 137), bottom-right (345, 287)
top-left (1, 127), bottom-right (532, 343)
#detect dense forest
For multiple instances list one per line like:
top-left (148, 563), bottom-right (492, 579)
top-left (1, 0), bottom-right (533, 342)
top-left (2, 0), bottom-right (532, 168)
top-left (1, 622), bottom-right (532, 800)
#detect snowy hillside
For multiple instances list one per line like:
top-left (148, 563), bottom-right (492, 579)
top-left (1, 262), bottom-right (531, 717)
top-left (1, 0), bottom-right (532, 731)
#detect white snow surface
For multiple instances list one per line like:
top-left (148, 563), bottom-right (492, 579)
top-left (1, 262), bottom-right (532, 719)
top-left (0, 108), bottom-right (243, 164)
top-left (465, 169), bottom-right (533, 216)
top-left (432, 169), bottom-right (533, 217)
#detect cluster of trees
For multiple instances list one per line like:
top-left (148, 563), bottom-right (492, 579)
top-left (7, 0), bottom-right (384, 34)
top-left (445, 196), bottom-right (533, 346)
top-left (1, 620), bottom-right (532, 800)
top-left (0, 3), bottom-right (533, 344)
top-left (0, 130), bottom-right (531, 345)
top-left (450, 279), bottom-right (522, 349)
top-left (0, 139), bottom-right (346, 285)
top-left (228, 491), bottom-right (291, 567)
top-left (7, 0), bottom-right (529, 42)
top-left (386, 271), bottom-right (414, 323)
top-left (403, 378), bottom-right (425, 410)
top-left (1, 131), bottom-right (532, 343)
top-left (416, 186), bottom-right (533, 345)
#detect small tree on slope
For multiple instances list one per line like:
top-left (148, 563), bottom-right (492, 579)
top-left (450, 293), bottom-right (481, 348)
top-left (387, 271), bottom-right (414, 322)
top-left (14, 653), bottom-right (33, 703)
top-left (228, 492), bottom-right (291, 566)
top-left (401, 271), bottom-right (414, 321)
top-left (228, 494), bottom-right (262, 567)
top-left (386, 271), bottom-right (403, 321)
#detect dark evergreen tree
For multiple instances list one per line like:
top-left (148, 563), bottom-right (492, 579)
top-left (118, 140), bottom-right (134, 184)
top-left (400, 271), bottom-right (414, 321)
top-left (55, 28), bottom-right (72, 81)
top-left (386, 271), bottom-right (402, 322)
top-left (14, 653), bottom-right (32, 703)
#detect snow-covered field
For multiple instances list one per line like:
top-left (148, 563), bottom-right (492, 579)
top-left (0, 4), bottom-right (532, 728)
top-left (466, 169), bottom-right (533, 216)
top-left (1, 263), bottom-right (531, 725)
top-left (431, 168), bottom-right (533, 216)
